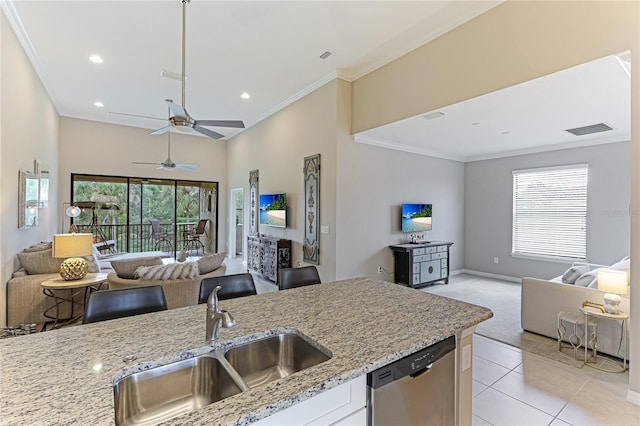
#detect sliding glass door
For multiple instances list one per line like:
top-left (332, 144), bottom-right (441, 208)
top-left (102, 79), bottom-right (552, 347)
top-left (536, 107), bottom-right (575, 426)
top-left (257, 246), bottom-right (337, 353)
top-left (71, 174), bottom-right (218, 257)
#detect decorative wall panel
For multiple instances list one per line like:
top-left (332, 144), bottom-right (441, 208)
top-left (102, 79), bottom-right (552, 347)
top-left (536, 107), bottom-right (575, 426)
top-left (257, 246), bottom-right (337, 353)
top-left (303, 154), bottom-right (320, 264)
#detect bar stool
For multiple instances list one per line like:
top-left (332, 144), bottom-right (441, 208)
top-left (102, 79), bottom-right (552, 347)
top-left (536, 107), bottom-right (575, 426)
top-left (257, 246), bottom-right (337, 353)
top-left (557, 311), bottom-right (597, 361)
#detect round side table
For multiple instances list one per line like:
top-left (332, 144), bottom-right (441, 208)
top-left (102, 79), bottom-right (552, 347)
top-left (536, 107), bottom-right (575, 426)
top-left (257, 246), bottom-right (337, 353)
top-left (41, 272), bottom-right (108, 328)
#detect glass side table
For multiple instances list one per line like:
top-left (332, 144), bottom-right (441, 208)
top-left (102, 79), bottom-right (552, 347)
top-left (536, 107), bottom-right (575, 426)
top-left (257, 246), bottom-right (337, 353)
top-left (578, 306), bottom-right (629, 372)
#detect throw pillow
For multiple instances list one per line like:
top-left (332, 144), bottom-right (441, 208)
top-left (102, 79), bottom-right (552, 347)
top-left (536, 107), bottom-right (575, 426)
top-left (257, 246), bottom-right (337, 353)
top-left (610, 258), bottom-right (630, 272)
top-left (111, 256), bottom-right (163, 279)
top-left (196, 252), bottom-right (226, 274)
top-left (134, 262), bottom-right (198, 280)
top-left (83, 253), bottom-right (101, 273)
top-left (575, 269), bottom-right (599, 287)
top-left (23, 242), bottom-right (53, 253)
top-left (561, 265), bottom-right (589, 284)
top-left (16, 248), bottom-right (63, 275)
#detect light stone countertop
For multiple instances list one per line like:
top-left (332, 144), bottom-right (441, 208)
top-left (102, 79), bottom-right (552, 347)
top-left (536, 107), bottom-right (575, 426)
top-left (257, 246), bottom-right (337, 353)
top-left (0, 277), bottom-right (492, 425)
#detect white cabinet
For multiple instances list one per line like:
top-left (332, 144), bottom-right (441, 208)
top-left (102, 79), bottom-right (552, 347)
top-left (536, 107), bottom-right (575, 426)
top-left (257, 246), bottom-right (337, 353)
top-left (253, 376), bottom-right (366, 426)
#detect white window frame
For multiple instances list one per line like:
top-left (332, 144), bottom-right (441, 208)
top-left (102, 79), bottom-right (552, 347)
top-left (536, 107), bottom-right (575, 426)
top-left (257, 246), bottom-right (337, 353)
top-left (512, 164), bottom-right (588, 261)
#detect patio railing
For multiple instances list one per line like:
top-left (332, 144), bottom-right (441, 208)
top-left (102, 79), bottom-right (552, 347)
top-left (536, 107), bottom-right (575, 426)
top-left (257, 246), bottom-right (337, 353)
top-left (76, 222), bottom-right (209, 257)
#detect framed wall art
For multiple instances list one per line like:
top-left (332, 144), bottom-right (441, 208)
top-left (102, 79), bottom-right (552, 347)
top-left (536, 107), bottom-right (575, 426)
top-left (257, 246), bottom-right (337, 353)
top-left (18, 170), bottom-right (39, 229)
top-left (303, 154), bottom-right (320, 264)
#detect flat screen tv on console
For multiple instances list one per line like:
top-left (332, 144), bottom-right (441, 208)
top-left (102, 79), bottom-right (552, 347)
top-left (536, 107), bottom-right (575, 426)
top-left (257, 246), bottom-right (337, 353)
top-left (259, 193), bottom-right (287, 228)
top-left (401, 203), bottom-right (432, 232)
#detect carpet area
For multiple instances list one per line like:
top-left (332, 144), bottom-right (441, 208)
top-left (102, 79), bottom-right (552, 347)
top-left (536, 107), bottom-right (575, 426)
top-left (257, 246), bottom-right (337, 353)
top-left (423, 274), bottom-right (584, 368)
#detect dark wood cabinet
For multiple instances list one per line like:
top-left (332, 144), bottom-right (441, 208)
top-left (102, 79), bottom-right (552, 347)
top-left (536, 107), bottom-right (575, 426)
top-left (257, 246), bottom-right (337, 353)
top-left (389, 241), bottom-right (453, 288)
top-left (248, 236), bottom-right (292, 282)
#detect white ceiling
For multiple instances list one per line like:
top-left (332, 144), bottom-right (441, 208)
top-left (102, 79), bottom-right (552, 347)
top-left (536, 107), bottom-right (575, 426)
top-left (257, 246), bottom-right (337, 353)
top-left (355, 54), bottom-right (631, 162)
top-left (2, 0), bottom-right (501, 140)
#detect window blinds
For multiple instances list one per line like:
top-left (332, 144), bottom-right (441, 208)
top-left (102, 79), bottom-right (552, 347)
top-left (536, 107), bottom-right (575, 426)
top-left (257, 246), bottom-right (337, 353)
top-left (512, 164), bottom-right (588, 259)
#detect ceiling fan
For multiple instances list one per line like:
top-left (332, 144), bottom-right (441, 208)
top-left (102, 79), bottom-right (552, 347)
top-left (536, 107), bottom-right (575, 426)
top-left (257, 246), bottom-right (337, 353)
top-left (133, 100), bottom-right (199, 171)
top-left (149, 0), bottom-right (245, 139)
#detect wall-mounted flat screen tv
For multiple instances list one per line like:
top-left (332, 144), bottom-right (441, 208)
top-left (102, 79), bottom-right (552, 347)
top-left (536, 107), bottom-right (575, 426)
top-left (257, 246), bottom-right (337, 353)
top-left (401, 203), bottom-right (432, 232)
top-left (259, 193), bottom-right (287, 228)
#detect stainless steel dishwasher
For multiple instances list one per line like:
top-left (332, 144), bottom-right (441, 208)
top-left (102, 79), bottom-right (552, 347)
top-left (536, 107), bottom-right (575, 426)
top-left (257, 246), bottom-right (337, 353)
top-left (367, 335), bottom-right (456, 426)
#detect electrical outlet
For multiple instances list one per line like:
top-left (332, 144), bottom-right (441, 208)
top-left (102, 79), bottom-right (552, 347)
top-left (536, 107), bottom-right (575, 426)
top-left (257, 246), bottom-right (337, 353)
top-left (378, 265), bottom-right (383, 274)
top-left (493, 257), bottom-right (499, 264)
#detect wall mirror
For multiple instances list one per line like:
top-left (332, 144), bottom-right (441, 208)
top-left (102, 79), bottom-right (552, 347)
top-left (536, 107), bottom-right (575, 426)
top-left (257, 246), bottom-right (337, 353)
top-left (18, 170), bottom-right (39, 228)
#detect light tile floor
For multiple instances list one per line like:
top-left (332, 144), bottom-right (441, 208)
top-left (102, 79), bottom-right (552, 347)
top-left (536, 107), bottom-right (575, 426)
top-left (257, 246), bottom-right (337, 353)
top-left (472, 334), bottom-right (639, 426)
top-left (223, 257), bottom-right (639, 425)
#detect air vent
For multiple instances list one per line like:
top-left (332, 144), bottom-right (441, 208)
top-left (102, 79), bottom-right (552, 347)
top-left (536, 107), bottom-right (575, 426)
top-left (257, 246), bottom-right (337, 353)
top-left (319, 51), bottom-right (332, 60)
top-left (565, 123), bottom-right (614, 136)
top-left (423, 111), bottom-right (445, 120)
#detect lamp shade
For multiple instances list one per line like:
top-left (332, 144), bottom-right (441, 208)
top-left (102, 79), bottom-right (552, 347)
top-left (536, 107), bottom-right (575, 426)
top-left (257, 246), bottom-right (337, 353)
top-left (597, 269), bottom-right (628, 296)
top-left (52, 233), bottom-right (93, 258)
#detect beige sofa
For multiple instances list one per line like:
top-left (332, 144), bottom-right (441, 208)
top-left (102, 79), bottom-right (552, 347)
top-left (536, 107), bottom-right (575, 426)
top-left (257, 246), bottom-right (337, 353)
top-left (5, 248), bottom-right (170, 326)
top-left (107, 266), bottom-right (225, 309)
top-left (106, 253), bottom-right (226, 309)
top-left (521, 259), bottom-right (630, 358)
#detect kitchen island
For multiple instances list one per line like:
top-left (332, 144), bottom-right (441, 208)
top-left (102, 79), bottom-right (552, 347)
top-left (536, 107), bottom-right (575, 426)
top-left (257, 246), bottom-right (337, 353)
top-left (0, 277), bottom-right (492, 425)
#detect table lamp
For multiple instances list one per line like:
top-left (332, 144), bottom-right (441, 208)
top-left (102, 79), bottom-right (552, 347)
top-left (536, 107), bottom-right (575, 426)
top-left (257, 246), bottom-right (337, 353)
top-left (597, 269), bottom-right (628, 314)
top-left (52, 233), bottom-right (93, 280)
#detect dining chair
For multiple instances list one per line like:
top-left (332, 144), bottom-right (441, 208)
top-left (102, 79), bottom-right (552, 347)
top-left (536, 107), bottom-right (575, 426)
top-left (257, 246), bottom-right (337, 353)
top-left (199, 273), bottom-right (257, 303)
top-left (149, 218), bottom-right (174, 252)
top-left (83, 285), bottom-right (168, 324)
top-left (278, 266), bottom-right (321, 290)
top-left (183, 218), bottom-right (208, 255)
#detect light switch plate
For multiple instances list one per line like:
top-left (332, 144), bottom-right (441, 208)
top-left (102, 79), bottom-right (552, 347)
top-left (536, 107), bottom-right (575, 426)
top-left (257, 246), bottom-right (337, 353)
top-left (321, 225), bottom-right (329, 234)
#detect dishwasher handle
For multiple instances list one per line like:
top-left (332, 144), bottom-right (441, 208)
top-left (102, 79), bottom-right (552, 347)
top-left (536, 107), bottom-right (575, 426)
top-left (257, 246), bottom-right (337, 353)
top-left (409, 363), bottom-right (434, 379)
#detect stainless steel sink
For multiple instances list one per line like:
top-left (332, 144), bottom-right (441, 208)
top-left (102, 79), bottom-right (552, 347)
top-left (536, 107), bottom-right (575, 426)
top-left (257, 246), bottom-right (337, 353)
top-left (113, 332), bottom-right (331, 426)
top-left (114, 355), bottom-right (243, 426)
top-left (224, 333), bottom-right (332, 388)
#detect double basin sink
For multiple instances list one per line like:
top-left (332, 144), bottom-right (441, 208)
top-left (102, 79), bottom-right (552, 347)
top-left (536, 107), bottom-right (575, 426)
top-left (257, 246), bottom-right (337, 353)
top-left (114, 332), bottom-right (332, 426)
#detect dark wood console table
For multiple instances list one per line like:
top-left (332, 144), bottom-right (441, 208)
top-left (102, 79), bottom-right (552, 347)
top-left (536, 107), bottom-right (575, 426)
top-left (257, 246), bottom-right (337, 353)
top-left (389, 241), bottom-right (453, 288)
top-left (247, 236), bottom-right (291, 282)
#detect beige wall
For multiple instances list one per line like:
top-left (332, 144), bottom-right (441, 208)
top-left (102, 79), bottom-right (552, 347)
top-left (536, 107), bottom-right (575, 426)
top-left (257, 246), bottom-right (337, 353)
top-left (58, 117), bottom-right (228, 250)
top-left (351, 0), bottom-right (640, 401)
top-left (1, 11), bottom-right (60, 327)
top-left (227, 80), bottom-right (339, 281)
top-left (352, 1), bottom-right (639, 133)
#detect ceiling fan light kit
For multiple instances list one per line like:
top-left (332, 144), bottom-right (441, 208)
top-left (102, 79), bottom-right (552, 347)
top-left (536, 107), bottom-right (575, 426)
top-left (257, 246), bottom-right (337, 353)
top-left (149, 0), bottom-right (245, 140)
top-left (134, 101), bottom-right (200, 171)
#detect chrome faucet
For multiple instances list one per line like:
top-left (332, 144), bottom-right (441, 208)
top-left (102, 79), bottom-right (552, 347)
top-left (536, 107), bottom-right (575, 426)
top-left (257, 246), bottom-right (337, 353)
top-left (206, 286), bottom-right (235, 341)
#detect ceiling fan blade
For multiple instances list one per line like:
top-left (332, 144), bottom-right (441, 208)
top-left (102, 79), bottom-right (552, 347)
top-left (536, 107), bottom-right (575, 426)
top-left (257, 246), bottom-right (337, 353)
top-left (176, 164), bottom-right (198, 171)
top-left (110, 112), bottom-right (167, 122)
top-left (166, 100), bottom-right (188, 118)
top-left (150, 126), bottom-right (172, 135)
top-left (133, 161), bottom-right (162, 165)
top-left (194, 125), bottom-right (225, 139)
top-left (195, 120), bottom-right (245, 129)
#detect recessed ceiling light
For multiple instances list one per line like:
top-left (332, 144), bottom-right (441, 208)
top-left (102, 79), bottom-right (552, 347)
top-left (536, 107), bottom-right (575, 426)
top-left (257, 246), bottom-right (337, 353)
top-left (241, 92), bottom-right (250, 100)
top-left (89, 55), bottom-right (103, 64)
top-left (94, 101), bottom-right (104, 108)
